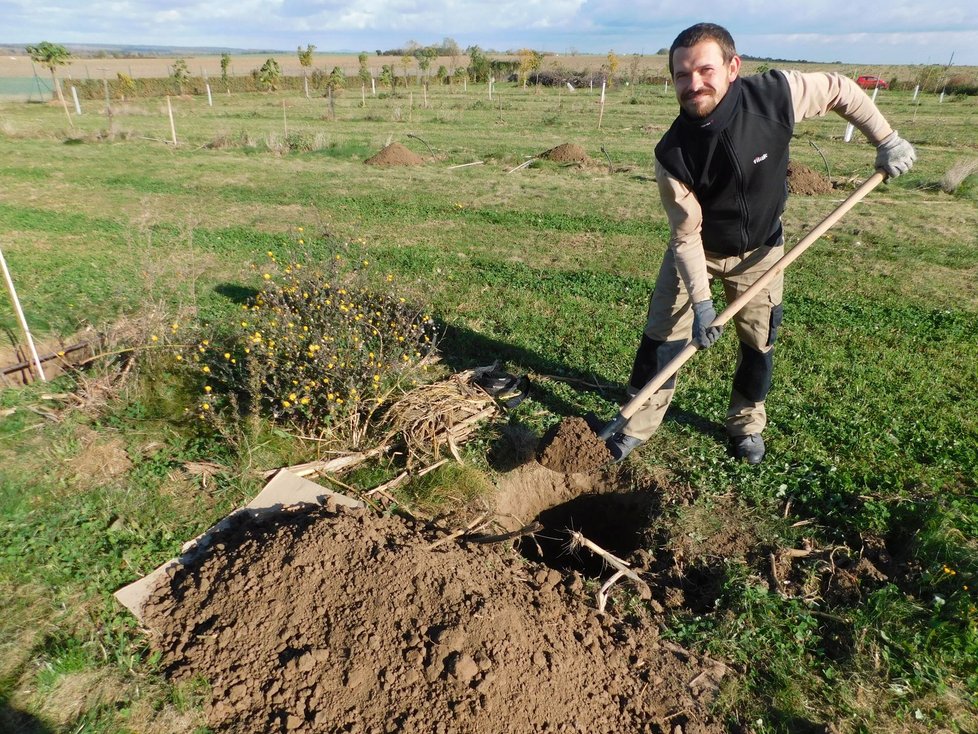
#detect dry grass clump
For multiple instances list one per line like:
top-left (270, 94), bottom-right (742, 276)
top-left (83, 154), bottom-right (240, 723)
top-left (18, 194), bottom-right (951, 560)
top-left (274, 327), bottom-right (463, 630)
top-left (381, 368), bottom-right (498, 466)
top-left (939, 158), bottom-right (978, 194)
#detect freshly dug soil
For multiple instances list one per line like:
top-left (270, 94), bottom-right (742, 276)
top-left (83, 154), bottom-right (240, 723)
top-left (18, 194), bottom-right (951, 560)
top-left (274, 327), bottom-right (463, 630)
top-left (536, 416), bottom-right (612, 474)
top-left (364, 142), bottom-right (424, 166)
top-left (787, 161), bottom-right (832, 195)
top-left (539, 142), bottom-right (590, 163)
top-left (142, 504), bottom-right (726, 734)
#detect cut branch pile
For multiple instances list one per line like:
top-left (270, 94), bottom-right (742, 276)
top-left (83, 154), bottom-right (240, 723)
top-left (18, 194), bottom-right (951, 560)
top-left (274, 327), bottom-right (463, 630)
top-left (382, 367), bottom-right (499, 467)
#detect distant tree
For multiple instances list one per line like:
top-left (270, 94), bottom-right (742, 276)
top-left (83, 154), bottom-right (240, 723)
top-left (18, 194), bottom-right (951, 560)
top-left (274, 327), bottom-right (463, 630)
top-left (326, 66), bottom-right (345, 92)
top-left (414, 46), bottom-right (437, 87)
top-left (436, 65), bottom-right (448, 85)
top-left (25, 41), bottom-right (71, 101)
top-left (399, 55), bottom-right (413, 86)
top-left (606, 50), bottom-right (620, 86)
top-left (170, 58), bottom-right (190, 94)
top-left (220, 52), bottom-right (231, 85)
top-left (466, 45), bottom-right (491, 83)
top-left (116, 72), bottom-right (137, 99)
top-left (628, 53), bottom-right (642, 86)
top-left (380, 64), bottom-right (396, 93)
top-left (443, 37), bottom-right (461, 74)
top-left (358, 52), bottom-right (371, 87)
top-left (517, 48), bottom-right (543, 88)
top-left (295, 43), bottom-right (316, 97)
top-left (256, 58), bottom-right (281, 91)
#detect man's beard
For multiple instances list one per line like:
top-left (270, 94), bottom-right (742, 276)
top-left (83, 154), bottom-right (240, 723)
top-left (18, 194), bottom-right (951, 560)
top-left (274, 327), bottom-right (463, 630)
top-left (681, 89), bottom-right (718, 118)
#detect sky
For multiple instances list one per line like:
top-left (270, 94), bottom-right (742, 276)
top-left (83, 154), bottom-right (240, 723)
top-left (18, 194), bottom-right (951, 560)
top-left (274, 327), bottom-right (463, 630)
top-left (3, 0), bottom-right (976, 66)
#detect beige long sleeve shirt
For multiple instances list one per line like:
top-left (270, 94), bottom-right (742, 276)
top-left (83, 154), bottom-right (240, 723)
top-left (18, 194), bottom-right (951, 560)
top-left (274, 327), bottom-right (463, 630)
top-left (657, 70), bottom-right (895, 303)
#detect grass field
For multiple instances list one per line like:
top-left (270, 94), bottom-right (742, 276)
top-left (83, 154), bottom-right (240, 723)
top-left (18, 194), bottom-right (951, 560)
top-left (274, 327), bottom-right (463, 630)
top-left (1, 70), bottom-right (977, 733)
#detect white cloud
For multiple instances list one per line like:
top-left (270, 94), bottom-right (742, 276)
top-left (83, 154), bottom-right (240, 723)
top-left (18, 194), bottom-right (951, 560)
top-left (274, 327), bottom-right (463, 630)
top-left (2, 0), bottom-right (976, 63)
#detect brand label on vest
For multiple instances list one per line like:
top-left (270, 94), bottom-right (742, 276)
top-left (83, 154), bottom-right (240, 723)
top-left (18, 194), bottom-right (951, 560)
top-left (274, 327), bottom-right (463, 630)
top-left (753, 153), bottom-right (769, 165)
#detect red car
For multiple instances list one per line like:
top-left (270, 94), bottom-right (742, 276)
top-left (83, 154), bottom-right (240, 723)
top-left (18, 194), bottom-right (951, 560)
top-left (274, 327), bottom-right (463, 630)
top-left (856, 75), bottom-right (889, 90)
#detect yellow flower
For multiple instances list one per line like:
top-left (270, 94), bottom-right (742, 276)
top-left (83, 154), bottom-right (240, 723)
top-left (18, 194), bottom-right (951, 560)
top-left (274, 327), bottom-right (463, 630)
top-left (300, 397), bottom-right (310, 405)
top-left (202, 366), bottom-right (211, 373)
top-left (282, 400), bottom-right (291, 408)
top-left (297, 227), bottom-right (304, 232)
top-left (298, 239), bottom-right (304, 245)
top-left (151, 335), bottom-right (159, 342)
top-left (362, 259), bottom-right (369, 266)
top-left (225, 352), bottom-right (232, 359)
top-left (204, 385), bottom-right (212, 393)
top-left (175, 354), bottom-right (183, 361)
top-left (201, 403), bottom-right (210, 410)
top-left (289, 392), bottom-right (298, 401)
top-left (263, 273), bottom-right (271, 280)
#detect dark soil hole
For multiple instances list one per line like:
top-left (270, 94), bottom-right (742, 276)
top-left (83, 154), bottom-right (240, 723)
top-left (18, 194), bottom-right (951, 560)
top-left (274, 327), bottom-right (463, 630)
top-left (674, 563), bottom-right (725, 614)
top-left (519, 490), bottom-right (656, 576)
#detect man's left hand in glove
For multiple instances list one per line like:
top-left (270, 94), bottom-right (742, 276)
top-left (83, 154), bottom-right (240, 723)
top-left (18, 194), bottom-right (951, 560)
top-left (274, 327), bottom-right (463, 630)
top-left (875, 131), bottom-right (916, 178)
top-left (692, 300), bottom-right (723, 349)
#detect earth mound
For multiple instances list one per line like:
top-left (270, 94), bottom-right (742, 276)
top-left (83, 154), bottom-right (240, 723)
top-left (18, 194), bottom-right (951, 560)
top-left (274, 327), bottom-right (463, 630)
top-left (141, 504), bottom-right (726, 734)
top-left (364, 142), bottom-right (424, 166)
top-left (536, 416), bottom-right (612, 474)
top-left (787, 161), bottom-right (832, 195)
top-left (539, 142), bottom-right (590, 164)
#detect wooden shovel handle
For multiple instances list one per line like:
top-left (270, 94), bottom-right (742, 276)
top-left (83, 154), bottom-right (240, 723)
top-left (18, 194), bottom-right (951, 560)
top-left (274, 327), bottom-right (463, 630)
top-left (619, 171), bottom-right (885, 421)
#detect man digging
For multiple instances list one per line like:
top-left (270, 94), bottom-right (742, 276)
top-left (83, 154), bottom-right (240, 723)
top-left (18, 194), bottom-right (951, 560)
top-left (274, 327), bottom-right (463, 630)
top-left (607, 22), bottom-right (916, 464)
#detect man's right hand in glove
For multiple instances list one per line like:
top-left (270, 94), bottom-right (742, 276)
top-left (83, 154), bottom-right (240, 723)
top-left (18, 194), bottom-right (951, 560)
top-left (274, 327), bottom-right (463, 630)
top-left (692, 300), bottom-right (723, 349)
top-left (875, 131), bottom-right (916, 178)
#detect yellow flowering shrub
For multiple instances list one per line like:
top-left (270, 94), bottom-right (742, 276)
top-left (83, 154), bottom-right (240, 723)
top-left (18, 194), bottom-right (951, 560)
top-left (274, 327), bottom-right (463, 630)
top-left (195, 252), bottom-right (436, 437)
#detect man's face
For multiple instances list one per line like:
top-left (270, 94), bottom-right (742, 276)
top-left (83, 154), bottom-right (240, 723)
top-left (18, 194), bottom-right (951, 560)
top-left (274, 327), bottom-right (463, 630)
top-left (672, 40), bottom-right (741, 119)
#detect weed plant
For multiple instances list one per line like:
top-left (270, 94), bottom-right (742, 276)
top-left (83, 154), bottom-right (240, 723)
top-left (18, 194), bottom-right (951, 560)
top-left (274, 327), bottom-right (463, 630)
top-left (182, 243), bottom-right (436, 442)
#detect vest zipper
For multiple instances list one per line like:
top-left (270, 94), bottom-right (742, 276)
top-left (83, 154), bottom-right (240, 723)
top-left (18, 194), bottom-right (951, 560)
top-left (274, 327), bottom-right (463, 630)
top-left (721, 131), bottom-right (751, 256)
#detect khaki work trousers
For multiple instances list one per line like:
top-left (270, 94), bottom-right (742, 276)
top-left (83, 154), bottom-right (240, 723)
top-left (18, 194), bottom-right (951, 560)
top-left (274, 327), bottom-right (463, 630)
top-left (624, 242), bottom-right (785, 441)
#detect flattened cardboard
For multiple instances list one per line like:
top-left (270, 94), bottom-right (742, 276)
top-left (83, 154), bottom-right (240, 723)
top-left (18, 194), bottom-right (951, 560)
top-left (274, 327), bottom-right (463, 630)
top-left (113, 468), bottom-right (363, 623)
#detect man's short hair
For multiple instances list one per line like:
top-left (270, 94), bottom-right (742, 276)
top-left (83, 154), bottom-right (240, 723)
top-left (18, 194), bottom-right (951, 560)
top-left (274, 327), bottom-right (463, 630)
top-left (669, 23), bottom-right (737, 76)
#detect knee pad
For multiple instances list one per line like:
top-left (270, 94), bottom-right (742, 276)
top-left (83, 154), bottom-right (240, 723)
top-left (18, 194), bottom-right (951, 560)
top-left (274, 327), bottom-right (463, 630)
top-left (733, 341), bottom-right (774, 403)
top-left (629, 336), bottom-right (686, 392)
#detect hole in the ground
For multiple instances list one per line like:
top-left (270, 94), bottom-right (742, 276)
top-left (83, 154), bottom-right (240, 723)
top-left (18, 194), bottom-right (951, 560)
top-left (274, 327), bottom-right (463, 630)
top-left (519, 490), bottom-right (656, 576)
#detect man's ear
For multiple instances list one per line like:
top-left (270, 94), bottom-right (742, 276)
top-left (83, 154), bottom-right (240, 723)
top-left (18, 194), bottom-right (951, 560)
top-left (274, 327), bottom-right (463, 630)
top-left (728, 54), bottom-right (742, 81)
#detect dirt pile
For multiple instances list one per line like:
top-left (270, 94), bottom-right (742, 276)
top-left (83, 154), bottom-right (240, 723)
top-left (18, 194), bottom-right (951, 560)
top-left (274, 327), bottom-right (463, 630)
top-left (787, 161), bottom-right (832, 195)
top-left (142, 504), bottom-right (726, 734)
top-left (364, 142), bottom-right (424, 166)
top-left (536, 416), bottom-right (612, 474)
top-left (539, 143), bottom-right (590, 164)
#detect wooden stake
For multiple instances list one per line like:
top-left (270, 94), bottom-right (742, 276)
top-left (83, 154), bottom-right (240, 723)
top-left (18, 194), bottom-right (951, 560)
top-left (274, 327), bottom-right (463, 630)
top-left (282, 99), bottom-right (288, 136)
top-left (0, 245), bottom-right (46, 381)
top-left (56, 78), bottom-right (73, 128)
top-left (598, 80), bottom-right (606, 129)
top-left (166, 96), bottom-right (177, 145)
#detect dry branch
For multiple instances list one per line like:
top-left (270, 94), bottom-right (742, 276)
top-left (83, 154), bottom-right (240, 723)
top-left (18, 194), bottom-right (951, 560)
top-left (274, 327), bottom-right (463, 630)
top-left (466, 521), bottom-right (544, 544)
top-left (568, 530), bottom-right (652, 604)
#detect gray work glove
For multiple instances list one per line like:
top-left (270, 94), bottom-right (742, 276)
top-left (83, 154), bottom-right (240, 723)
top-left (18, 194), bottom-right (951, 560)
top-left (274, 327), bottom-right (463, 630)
top-left (875, 131), bottom-right (916, 178)
top-left (691, 300), bottom-right (723, 349)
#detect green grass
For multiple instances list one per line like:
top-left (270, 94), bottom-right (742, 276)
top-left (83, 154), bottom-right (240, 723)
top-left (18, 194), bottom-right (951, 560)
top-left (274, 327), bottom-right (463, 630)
top-left (1, 76), bottom-right (976, 732)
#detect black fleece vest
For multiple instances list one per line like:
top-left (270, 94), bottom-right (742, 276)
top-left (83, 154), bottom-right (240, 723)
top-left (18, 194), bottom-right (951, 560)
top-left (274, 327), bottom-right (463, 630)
top-left (655, 71), bottom-right (794, 257)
